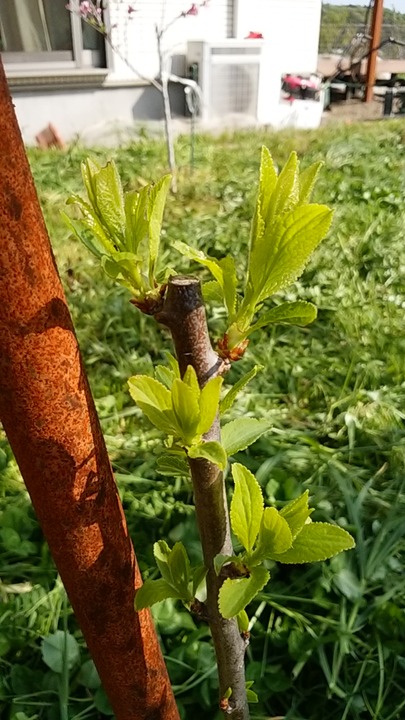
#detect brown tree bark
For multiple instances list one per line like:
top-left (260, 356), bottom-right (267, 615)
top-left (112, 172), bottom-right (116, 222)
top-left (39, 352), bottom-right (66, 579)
top-left (0, 57), bottom-right (179, 720)
top-left (157, 276), bottom-right (249, 720)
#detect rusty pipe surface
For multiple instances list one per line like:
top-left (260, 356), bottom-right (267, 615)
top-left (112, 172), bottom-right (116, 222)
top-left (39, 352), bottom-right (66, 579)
top-left (0, 58), bottom-right (179, 720)
top-left (365, 0), bottom-right (384, 102)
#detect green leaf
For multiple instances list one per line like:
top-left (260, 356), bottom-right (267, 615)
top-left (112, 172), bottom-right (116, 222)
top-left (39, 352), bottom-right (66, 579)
top-left (124, 190), bottom-right (140, 252)
top-left (155, 364), bottom-right (176, 389)
top-left (188, 441), bottom-right (227, 470)
top-left (153, 540), bottom-right (173, 584)
top-left (221, 418), bottom-right (271, 456)
top-left (152, 541), bottom-right (192, 599)
top-left (202, 280), bottom-right (224, 304)
top-left (218, 566), bottom-right (269, 618)
top-left (279, 490), bottom-right (313, 540)
top-left (162, 352), bottom-right (180, 378)
top-left (0, 635), bottom-right (10, 658)
top-left (249, 508), bottom-right (292, 564)
top-left (93, 160), bottom-right (126, 247)
top-left (270, 522), bottom-right (355, 564)
top-left (147, 174), bottom-right (171, 283)
top-left (197, 376), bottom-right (222, 434)
top-left (135, 578), bottom-right (183, 610)
top-left (266, 151), bottom-right (300, 224)
top-left (299, 161), bottom-right (323, 204)
top-left (247, 301), bottom-right (317, 335)
top-left (249, 147), bottom-right (276, 257)
top-left (67, 161), bottom-right (171, 298)
top-left (62, 211), bottom-right (104, 259)
top-left (128, 375), bottom-right (172, 411)
top-left (256, 204), bottom-right (334, 303)
top-left (173, 240), bottom-right (223, 282)
top-left (172, 241), bottom-right (237, 319)
top-left (192, 564), bottom-right (207, 596)
top-left (237, 609), bottom-right (250, 632)
top-left (41, 631), bottom-right (80, 674)
top-left (257, 146), bottom-right (278, 225)
top-left (182, 365), bottom-right (200, 399)
top-left (136, 404), bottom-right (177, 435)
top-left (333, 568), bottom-right (363, 601)
top-left (94, 687), bottom-right (114, 716)
top-left (220, 365), bottom-right (263, 415)
top-left (63, 196), bottom-right (116, 256)
top-left (233, 150), bottom-right (332, 338)
top-left (230, 464), bottom-right (264, 552)
top-left (124, 185), bottom-right (149, 254)
top-left (156, 454), bottom-right (190, 477)
top-left (101, 252), bottom-right (143, 290)
top-left (10, 666), bottom-right (43, 696)
top-left (167, 542), bottom-right (192, 597)
top-left (81, 157), bottom-right (99, 210)
top-left (246, 688), bottom-right (259, 703)
top-left (77, 659), bottom-right (101, 690)
top-left (172, 378), bottom-right (200, 444)
top-left (218, 255), bottom-right (238, 319)
top-left (100, 254), bottom-right (122, 280)
top-left (128, 375), bottom-right (177, 434)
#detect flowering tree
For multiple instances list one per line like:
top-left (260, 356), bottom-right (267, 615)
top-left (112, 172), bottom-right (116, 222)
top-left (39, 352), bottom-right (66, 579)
top-left (67, 0), bottom-right (209, 190)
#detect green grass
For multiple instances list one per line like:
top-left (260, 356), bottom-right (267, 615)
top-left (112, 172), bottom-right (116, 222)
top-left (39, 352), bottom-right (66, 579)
top-left (1, 121), bottom-right (404, 720)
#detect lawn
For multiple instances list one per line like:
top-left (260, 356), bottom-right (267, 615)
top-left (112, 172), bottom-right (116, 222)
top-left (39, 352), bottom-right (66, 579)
top-left (0, 121), bottom-right (404, 720)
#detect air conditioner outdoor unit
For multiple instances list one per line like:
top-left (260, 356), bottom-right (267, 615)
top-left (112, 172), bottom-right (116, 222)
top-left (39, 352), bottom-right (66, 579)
top-left (186, 40), bottom-right (264, 122)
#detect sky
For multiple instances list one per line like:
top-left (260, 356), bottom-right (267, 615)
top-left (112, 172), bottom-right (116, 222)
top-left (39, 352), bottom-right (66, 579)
top-left (324, 0), bottom-right (405, 12)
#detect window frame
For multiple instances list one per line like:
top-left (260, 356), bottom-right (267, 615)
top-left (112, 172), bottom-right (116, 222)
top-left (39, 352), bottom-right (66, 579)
top-left (0, 0), bottom-right (106, 73)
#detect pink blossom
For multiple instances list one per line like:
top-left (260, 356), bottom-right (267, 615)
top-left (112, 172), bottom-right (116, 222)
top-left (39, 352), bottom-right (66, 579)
top-left (184, 4), bottom-right (199, 16)
top-left (127, 4), bottom-right (137, 14)
top-left (79, 0), bottom-right (91, 15)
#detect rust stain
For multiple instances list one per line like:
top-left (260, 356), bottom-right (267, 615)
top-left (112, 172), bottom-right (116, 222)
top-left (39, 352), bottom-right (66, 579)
top-left (0, 58), bottom-right (179, 720)
top-left (71, 523), bottom-right (104, 571)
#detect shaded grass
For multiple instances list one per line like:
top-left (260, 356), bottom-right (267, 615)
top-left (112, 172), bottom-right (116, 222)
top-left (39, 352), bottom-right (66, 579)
top-left (1, 120), bottom-right (404, 719)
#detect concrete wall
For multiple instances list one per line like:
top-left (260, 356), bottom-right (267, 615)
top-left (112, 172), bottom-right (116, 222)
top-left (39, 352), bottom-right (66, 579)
top-left (11, 82), bottom-right (185, 145)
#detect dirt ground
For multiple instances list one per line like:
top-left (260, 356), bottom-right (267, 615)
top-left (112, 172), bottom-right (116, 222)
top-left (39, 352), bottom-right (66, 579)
top-left (321, 96), bottom-right (389, 124)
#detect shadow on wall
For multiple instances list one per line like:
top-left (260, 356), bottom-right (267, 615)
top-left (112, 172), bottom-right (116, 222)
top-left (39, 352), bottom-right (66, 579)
top-left (131, 82), bottom-right (186, 121)
top-left (131, 53), bottom-right (187, 121)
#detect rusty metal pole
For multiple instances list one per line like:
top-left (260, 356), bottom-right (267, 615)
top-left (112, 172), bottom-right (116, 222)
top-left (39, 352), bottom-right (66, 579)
top-left (364, 0), bottom-right (384, 102)
top-left (0, 57), bottom-right (179, 720)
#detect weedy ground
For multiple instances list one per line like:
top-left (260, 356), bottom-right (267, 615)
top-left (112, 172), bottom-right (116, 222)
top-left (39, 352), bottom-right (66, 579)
top-left (0, 121), bottom-right (404, 720)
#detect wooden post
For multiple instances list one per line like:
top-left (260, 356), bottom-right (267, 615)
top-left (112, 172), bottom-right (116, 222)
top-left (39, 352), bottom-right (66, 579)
top-left (0, 57), bottom-right (179, 720)
top-left (364, 0), bottom-right (384, 102)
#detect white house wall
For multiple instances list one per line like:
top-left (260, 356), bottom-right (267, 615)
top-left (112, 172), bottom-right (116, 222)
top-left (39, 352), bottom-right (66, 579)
top-left (235, 0), bottom-right (321, 73)
top-left (107, 0), bottom-right (234, 83)
top-left (234, 0), bottom-right (322, 125)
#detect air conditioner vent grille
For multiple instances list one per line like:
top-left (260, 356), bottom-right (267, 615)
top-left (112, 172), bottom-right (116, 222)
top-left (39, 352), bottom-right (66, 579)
top-left (210, 63), bottom-right (260, 116)
top-left (186, 41), bottom-right (263, 121)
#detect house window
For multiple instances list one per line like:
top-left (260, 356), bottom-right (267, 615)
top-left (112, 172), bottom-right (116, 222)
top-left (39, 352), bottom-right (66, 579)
top-left (0, 0), bottom-right (106, 69)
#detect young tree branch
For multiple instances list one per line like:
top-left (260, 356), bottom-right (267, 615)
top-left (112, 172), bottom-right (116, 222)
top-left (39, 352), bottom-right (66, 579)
top-left (157, 276), bottom-right (249, 719)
